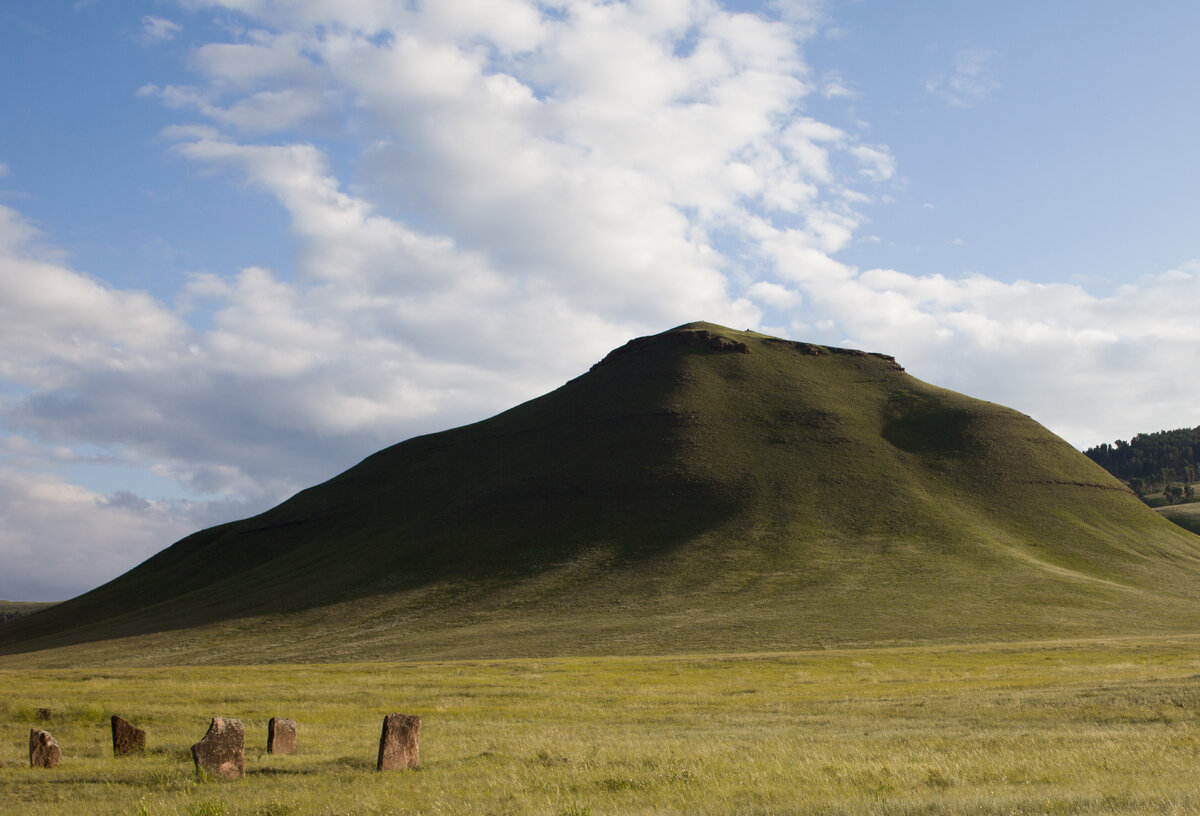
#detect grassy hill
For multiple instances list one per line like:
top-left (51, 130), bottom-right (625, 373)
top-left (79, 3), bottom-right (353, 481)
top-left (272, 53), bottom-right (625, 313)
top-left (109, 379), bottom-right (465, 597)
top-left (0, 601), bottom-right (56, 624)
top-left (4, 322), bottom-right (1200, 665)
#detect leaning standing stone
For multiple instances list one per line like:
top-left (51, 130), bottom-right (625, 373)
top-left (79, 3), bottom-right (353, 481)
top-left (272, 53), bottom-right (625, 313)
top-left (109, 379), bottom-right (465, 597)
top-left (191, 717), bottom-right (245, 780)
top-left (267, 717), bottom-right (297, 754)
top-left (112, 714), bottom-right (147, 755)
top-left (377, 713), bottom-right (420, 770)
top-left (29, 729), bottom-right (61, 768)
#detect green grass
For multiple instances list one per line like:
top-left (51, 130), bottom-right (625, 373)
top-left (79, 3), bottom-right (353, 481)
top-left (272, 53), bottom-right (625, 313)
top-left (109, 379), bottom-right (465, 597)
top-left (4, 638), bottom-right (1200, 814)
top-left (1156, 503), bottom-right (1200, 536)
top-left (5, 323), bottom-right (1200, 663)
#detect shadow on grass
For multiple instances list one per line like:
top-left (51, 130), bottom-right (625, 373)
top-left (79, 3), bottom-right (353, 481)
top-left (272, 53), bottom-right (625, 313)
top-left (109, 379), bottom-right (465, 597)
top-left (246, 766), bottom-right (309, 777)
top-left (0, 410), bottom-right (739, 660)
top-left (326, 755), bottom-right (377, 772)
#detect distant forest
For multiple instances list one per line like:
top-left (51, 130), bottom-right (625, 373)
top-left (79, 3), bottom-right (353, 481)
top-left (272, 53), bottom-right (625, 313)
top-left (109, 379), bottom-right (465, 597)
top-left (1085, 427), bottom-right (1200, 500)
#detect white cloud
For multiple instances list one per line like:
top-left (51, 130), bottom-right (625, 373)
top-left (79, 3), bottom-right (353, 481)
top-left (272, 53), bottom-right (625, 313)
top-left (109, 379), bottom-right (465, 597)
top-left (820, 69), bottom-right (855, 98)
top-left (0, 206), bottom-right (186, 381)
top-left (926, 47), bottom-right (999, 108)
top-left (747, 281), bottom-right (803, 309)
top-left (0, 467), bottom-right (249, 600)
top-left (139, 15), bottom-right (182, 45)
top-left (189, 35), bottom-right (319, 89)
top-left (850, 144), bottom-right (896, 181)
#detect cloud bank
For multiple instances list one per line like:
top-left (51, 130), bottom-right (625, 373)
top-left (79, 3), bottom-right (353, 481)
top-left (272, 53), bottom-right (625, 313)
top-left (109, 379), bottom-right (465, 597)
top-left (1, 0), bottom-right (1196, 599)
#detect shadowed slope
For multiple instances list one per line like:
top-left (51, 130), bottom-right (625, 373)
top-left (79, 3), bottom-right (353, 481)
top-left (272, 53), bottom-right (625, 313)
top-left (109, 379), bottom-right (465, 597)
top-left (4, 323), bottom-right (1200, 663)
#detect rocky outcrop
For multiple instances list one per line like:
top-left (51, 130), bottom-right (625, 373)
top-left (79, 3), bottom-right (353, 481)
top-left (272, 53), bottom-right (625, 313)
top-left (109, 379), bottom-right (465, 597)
top-left (593, 327), bottom-right (751, 369)
top-left (762, 337), bottom-right (903, 370)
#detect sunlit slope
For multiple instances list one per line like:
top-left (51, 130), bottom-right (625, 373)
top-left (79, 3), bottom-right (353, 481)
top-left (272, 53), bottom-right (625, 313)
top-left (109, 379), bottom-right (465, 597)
top-left (4, 322), bottom-right (1200, 663)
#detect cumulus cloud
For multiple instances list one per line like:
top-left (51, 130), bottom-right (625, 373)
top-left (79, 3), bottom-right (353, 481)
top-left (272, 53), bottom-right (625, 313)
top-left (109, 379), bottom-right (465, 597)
top-left (0, 467), bottom-right (251, 600)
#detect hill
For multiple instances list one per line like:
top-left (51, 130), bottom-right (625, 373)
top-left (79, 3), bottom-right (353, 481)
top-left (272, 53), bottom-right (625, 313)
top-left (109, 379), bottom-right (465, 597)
top-left (4, 322), bottom-right (1200, 665)
top-left (0, 601), bottom-right (56, 625)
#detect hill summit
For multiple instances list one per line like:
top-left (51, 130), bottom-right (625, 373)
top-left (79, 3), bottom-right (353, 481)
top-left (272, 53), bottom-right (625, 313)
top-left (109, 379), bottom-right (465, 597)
top-left (5, 322), bottom-right (1200, 664)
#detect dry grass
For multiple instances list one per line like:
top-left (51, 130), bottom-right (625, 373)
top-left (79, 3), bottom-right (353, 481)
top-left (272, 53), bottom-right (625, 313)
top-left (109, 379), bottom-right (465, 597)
top-left (4, 636), bottom-right (1200, 814)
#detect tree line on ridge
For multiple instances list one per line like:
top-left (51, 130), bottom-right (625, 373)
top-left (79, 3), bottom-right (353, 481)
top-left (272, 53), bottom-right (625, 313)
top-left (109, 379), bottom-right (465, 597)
top-left (1085, 426), bottom-right (1200, 503)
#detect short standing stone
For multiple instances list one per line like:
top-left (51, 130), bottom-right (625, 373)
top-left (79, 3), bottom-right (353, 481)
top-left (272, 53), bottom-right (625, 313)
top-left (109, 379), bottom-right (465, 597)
top-left (191, 717), bottom-right (245, 780)
top-left (36, 707), bottom-right (51, 720)
top-left (377, 713), bottom-right (420, 771)
top-left (267, 717), bottom-right (297, 754)
top-left (29, 729), bottom-right (61, 768)
top-left (112, 714), bottom-right (147, 755)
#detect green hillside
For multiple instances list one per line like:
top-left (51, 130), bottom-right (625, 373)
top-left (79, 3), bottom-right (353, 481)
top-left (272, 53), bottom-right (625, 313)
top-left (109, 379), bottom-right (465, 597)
top-left (4, 322), bottom-right (1200, 665)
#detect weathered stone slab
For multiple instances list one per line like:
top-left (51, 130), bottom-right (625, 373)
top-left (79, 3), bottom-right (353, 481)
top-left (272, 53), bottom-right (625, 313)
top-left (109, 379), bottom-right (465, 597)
top-left (36, 707), bottom-right (51, 720)
top-left (191, 717), bottom-right (245, 780)
top-left (267, 717), bottom-right (297, 754)
top-left (377, 713), bottom-right (420, 771)
top-left (29, 729), bottom-right (61, 768)
top-left (111, 714), bottom-right (146, 755)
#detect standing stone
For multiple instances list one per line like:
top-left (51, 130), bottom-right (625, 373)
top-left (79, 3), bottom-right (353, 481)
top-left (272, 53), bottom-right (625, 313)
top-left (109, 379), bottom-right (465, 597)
top-left (29, 729), bottom-right (62, 768)
top-left (267, 717), bottom-right (297, 754)
top-left (191, 717), bottom-right (245, 780)
top-left (36, 707), bottom-right (52, 720)
top-left (377, 713), bottom-right (420, 771)
top-left (112, 714), bottom-right (147, 756)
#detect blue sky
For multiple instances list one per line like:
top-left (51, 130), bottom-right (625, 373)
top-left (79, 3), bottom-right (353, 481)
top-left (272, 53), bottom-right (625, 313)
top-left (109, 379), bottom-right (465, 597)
top-left (2, 0), bottom-right (1199, 600)
top-left (819, 2), bottom-right (1200, 290)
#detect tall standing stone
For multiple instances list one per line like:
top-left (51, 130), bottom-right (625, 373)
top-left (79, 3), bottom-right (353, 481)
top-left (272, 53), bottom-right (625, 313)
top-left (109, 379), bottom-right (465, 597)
top-left (29, 729), bottom-right (61, 768)
top-left (267, 717), bottom-right (297, 754)
top-left (111, 714), bottom-right (147, 756)
top-left (377, 713), bottom-right (420, 771)
top-left (191, 717), bottom-right (245, 780)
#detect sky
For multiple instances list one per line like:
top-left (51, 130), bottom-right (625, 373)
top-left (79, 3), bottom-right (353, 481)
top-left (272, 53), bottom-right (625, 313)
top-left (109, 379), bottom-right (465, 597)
top-left (2, 0), bottom-right (1200, 601)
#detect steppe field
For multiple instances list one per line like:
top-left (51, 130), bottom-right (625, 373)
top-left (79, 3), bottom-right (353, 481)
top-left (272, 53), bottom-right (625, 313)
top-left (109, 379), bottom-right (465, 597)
top-left (5, 637), bottom-right (1200, 815)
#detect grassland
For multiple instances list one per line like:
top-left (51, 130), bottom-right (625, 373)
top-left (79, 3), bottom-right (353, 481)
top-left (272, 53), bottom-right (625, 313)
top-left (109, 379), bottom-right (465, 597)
top-left (4, 638), bottom-right (1200, 815)
top-left (1157, 503), bottom-right (1200, 537)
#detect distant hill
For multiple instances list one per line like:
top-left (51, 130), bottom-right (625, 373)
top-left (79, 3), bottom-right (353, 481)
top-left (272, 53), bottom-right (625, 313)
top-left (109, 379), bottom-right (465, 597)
top-left (4, 322), bottom-right (1200, 665)
top-left (0, 601), bottom-right (57, 625)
